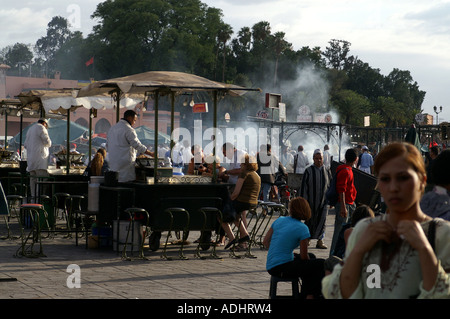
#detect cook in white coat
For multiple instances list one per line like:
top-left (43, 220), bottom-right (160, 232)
top-left (24, 118), bottom-right (52, 200)
top-left (107, 110), bottom-right (154, 182)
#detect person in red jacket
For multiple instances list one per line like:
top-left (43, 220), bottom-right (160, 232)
top-left (329, 148), bottom-right (358, 257)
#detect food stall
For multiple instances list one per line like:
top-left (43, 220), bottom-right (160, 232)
top-left (77, 71), bottom-right (261, 250)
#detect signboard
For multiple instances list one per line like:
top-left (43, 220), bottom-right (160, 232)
top-left (192, 102), bottom-right (208, 113)
top-left (265, 93), bottom-right (282, 109)
top-left (279, 103), bottom-right (286, 122)
top-left (256, 110), bottom-right (269, 119)
top-left (314, 113), bottom-right (333, 123)
top-left (297, 105), bottom-right (312, 122)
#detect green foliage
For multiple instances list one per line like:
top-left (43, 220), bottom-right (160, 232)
top-left (0, 0), bottom-right (426, 127)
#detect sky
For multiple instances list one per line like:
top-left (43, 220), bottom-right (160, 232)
top-left (1, 0), bottom-right (450, 123)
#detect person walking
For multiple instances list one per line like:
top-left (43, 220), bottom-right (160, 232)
top-left (323, 142), bottom-right (450, 299)
top-left (292, 145), bottom-right (309, 193)
top-left (329, 148), bottom-right (358, 257)
top-left (323, 144), bottom-right (332, 169)
top-left (421, 149), bottom-right (450, 221)
top-left (300, 149), bottom-right (332, 249)
top-left (257, 144), bottom-right (286, 202)
top-left (24, 118), bottom-right (52, 201)
top-left (107, 110), bottom-right (154, 183)
top-left (357, 146), bottom-right (373, 174)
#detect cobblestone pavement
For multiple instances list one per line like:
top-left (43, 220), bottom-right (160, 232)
top-left (0, 208), bottom-right (335, 301)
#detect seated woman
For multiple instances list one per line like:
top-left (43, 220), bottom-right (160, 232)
top-left (263, 197), bottom-right (325, 299)
top-left (84, 148), bottom-right (109, 177)
top-left (222, 154), bottom-right (261, 250)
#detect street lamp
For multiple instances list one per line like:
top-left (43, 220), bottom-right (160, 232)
top-left (433, 105), bottom-right (443, 125)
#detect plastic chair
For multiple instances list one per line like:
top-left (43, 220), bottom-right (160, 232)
top-left (269, 275), bottom-right (301, 299)
top-left (122, 207), bottom-right (149, 261)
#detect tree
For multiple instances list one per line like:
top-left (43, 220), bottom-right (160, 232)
top-left (1, 43), bottom-right (33, 76)
top-left (330, 89), bottom-right (370, 125)
top-left (90, 0), bottom-right (227, 78)
top-left (322, 39), bottom-right (352, 70)
top-left (272, 31), bottom-right (291, 87)
top-left (217, 23), bottom-right (233, 82)
top-left (35, 16), bottom-right (73, 77)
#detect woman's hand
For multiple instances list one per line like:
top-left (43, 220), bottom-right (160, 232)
top-left (352, 221), bottom-right (395, 255)
top-left (396, 219), bottom-right (438, 291)
top-left (396, 220), bottom-right (429, 251)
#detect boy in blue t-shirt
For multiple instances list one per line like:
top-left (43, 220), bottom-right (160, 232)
top-left (263, 197), bottom-right (325, 299)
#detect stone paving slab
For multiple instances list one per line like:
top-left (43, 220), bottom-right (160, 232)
top-left (0, 209), bottom-right (335, 301)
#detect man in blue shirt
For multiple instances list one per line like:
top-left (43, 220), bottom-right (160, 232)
top-left (358, 146), bottom-right (373, 174)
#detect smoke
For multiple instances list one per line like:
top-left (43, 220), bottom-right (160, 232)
top-left (169, 62), bottom-right (355, 166)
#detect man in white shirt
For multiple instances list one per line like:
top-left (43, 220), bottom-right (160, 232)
top-left (107, 110), bottom-right (154, 182)
top-left (294, 145), bottom-right (309, 174)
top-left (281, 145), bottom-right (294, 173)
top-left (292, 145), bottom-right (310, 193)
top-left (24, 118), bottom-right (52, 200)
top-left (323, 144), bottom-right (331, 169)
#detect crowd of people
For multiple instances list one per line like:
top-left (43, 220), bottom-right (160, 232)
top-left (23, 112), bottom-right (449, 299)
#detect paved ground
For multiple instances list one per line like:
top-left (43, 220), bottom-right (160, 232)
top-left (0, 206), bottom-right (335, 304)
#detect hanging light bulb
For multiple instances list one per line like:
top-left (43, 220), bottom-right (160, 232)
top-left (190, 96), bottom-right (195, 107)
top-left (16, 110), bottom-right (21, 117)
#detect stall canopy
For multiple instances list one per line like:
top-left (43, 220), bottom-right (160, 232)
top-left (17, 89), bottom-right (141, 114)
top-left (134, 125), bottom-right (171, 145)
top-left (76, 71), bottom-right (254, 97)
top-left (76, 70), bottom-right (261, 182)
top-left (9, 118), bottom-right (88, 148)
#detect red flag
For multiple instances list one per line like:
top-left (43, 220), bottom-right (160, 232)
top-left (85, 56), bottom-right (94, 67)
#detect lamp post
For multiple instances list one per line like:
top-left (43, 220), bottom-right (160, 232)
top-left (433, 105), bottom-right (443, 125)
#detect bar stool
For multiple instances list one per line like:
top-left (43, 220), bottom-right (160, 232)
top-left (11, 183), bottom-right (28, 197)
top-left (269, 275), bottom-right (301, 299)
top-left (228, 210), bottom-right (251, 259)
top-left (195, 207), bottom-right (223, 259)
top-left (161, 207), bottom-right (190, 260)
top-left (15, 204), bottom-right (47, 258)
top-left (52, 193), bottom-right (71, 234)
top-left (68, 195), bottom-right (85, 243)
top-left (121, 207), bottom-right (149, 261)
top-left (255, 203), bottom-right (285, 247)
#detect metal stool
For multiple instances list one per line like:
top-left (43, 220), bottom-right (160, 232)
top-left (52, 193), bottom-right (71, 234)
top-left (15, 204), bottom-right (47, 258)
top-left (269, 275), bottom-right (300, 299)
top-left (3, 195), bottom-right (23, 239)
top-left (11, 183), bottom-right (28, 197)
top-left (195, 207), bottom-right (223, 259)
top-left (161, 207), bottom-right (190, 260)
top-left (229, 210), bottom-right (253, 259)
top-left (68, 195), bottom-right (85, 244)
top-left (122, 207), bottom-right (149, 261)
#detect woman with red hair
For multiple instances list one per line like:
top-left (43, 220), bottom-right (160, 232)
top-left (322, 142), bottom-right (450, 299)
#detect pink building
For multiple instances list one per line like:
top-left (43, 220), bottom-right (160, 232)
top-left (0, 66), bottom-right (179, 142)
